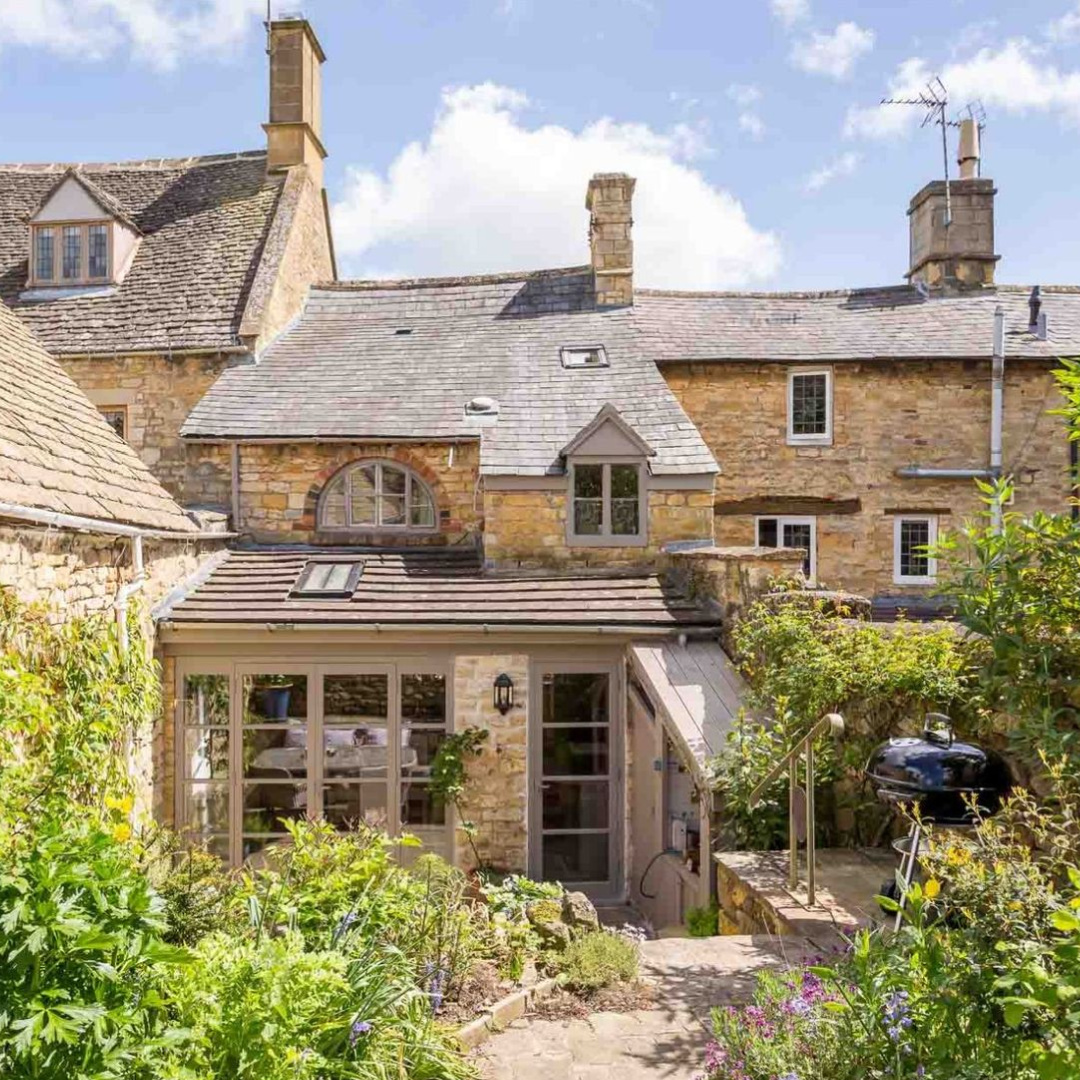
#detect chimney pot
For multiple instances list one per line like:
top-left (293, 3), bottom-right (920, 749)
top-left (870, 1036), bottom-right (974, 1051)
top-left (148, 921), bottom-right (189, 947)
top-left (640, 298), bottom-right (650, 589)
top-left (957, 117), bottom-right (980, 180)
top-left (264, 17), bottom-right (327, 184)
top-left (586, 173), bottom-right (635, 307)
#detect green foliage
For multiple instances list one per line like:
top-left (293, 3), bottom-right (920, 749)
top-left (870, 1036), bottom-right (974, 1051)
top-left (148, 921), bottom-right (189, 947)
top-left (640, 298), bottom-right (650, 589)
top-left (430, 726), bottom-right (489, 866)
top-left (935, 476), bottom-right (1080, 767)
top-left (0, 817), bottom-right (191, 1080)
top-left (560, 930), bottom-right (639, 992)
top-left (713, 598), bottom-right (972, 848)
top-left (685, 902), bottom-right (719, 938)
top-left (147, 932), bottom-right (471, 1080)
top-left (480, 873), bottom-right (563, 922)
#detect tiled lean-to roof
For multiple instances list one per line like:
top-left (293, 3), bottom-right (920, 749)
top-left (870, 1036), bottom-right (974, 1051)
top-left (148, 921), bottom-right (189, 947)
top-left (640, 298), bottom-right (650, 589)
top-left (159, 546), bottom-right (719, 629)
top-left (181, 269), bottom-right (719, 477)
top-left (0, 301), bottom-right (195, 532)
top-left (636, 284), bottom-right (1080, 363)
top-left (0, 151), bottom-right (284, 355)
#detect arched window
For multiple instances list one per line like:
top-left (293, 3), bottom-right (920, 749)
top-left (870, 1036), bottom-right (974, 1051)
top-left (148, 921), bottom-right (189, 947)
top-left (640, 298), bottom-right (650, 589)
top-left (319, 460), bottom-right (436, 531)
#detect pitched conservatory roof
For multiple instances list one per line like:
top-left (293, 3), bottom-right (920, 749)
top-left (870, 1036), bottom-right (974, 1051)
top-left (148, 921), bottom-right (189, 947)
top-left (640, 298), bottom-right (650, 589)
top-left (158, 546), bottom-right (719, 631)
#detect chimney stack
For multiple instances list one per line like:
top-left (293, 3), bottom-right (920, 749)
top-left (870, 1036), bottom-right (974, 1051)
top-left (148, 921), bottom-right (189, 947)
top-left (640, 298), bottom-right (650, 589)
top-left (264, 16), bottom-right (327, 184)
top-left (907, 121), bottom-right (998, 292)
top-left (587, 173), bottom-right (635, 307)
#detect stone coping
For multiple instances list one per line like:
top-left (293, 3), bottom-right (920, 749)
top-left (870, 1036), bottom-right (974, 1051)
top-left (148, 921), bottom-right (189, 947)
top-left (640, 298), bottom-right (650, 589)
top-left (456, 977), bottom-right (560, 1051)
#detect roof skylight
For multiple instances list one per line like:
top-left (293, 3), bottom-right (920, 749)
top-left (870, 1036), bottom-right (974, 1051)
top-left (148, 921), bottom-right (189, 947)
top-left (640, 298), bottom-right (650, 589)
top-left (291, 560), bottom-right (363, 599)
top-left (561, 345), bottom-right (609, 369)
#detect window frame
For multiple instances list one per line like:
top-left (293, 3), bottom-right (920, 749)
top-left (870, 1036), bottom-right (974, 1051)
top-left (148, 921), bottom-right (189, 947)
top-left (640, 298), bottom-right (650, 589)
top-left (893, 514), bottom-right (939, 586)
top-left (98, 406), bottom-right (127, 441)
top-left (317, 459), bottom-right (438, 535)
top-left (786, 368), bottom-right (833, 446)
top-left (175, 659), bottom-right (453, 867)
top-left (566, 459), bottom-right (647, 548)
top-left (755, 514), bottom-right (818, 584)
top-left (28, 219), bottom-right (113, 287)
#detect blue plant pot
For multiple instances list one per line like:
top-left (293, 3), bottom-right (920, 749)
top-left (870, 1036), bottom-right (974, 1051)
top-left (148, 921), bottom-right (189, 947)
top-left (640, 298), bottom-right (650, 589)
top-left (258, 686), bottom-right (292, 720)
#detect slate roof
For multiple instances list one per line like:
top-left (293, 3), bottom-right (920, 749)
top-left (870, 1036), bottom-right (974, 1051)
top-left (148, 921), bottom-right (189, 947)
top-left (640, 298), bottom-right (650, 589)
top-left (0, 151), bottom-right (284, 356)
top-left (160, 545), bottom-right (719, 630)
top-left (181, 268), bottom-right (719, 477)
top-left (0, 300), bottom-right (196, 532)
top-left (636, 284), bottom-right (1080, 363)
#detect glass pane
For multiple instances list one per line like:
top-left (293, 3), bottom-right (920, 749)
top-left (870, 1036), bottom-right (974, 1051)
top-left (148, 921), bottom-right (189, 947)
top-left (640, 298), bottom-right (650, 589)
top-left (401, 674), bottom-right (445, 724)
top-left (242, 836), bottom-right (284, 861)
top-left (99, 408), bottom-right (125, 440)
top-left (88, 225), bottom-right (108, 278)
top-left (574, 499), bottom-right (602, 535)
top-left (542, 781), bottom-right (610, 829)
top-left (401, 781), bottom-right (446, 827)
top-left (380, 495), bottom-right (406, 525)
top-left (62, 226), bottom-right (81, 279)
top-left (321, 476), bottom-right (347, 527)
top-left (243, 727), bottom-right (308, 779)
top-left (382, 467), bottom-right (407, 496)
top-left (611, 499), bottom-right (639, 536)
top-left (782, 523), bottom-right (813, 577)
top-left (196, 834), bottom-right (230, 861)
top-left (242, 782), bottom-right (307, 832)
top-left (542, 833), bottom-right (609, 883)
top-left (901, 521), bottom-right (931, 577)
top-left (323, 782), bottom-right (388, 831)
top-left (325, 735), bottom-right (388, 779)
top-left (243, 675), bottom-right (307, 724)
top-left (410, 486), bottom-right (435, 527)
top-left (324, 673), bottom-right (388, 722)
top-left (757, 518), bottom-right (779, 547)
top-left (183, 727), bottom-right (229, 781)
top-left (184, 783), bottom-right (229, 832)
top-left (574, 464), bottom-right (602, 499)
top-left (183, 674), bottom-right (229, 727)
top-left (543, 727), bottom-right (609, 776)
top-left (350, 495), bottom-right (377, 526)
top-left (349, 467), bottom-right (378, 526)
top-left (610, 465), bottom-right (638, 500)
top-left (542, 673), bottom-right (609, 727)
top-left (403, 728), bottom-right (445, 772)
top-left (35, 228), bottom-right (54, 280)
top-left (352, 466), bottom-right (377, 495)
top-left (792, 373), bottom-right (828, 435)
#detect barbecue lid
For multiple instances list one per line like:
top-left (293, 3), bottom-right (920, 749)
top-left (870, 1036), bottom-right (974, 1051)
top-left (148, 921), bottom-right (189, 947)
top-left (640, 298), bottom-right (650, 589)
top-left (865, 713), bottom-right (1012, 816)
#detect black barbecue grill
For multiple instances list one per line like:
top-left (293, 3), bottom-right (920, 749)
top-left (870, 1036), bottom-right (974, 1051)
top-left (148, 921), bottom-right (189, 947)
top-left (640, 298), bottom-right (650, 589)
top-left (865, 713), bottom-right (1013, 922)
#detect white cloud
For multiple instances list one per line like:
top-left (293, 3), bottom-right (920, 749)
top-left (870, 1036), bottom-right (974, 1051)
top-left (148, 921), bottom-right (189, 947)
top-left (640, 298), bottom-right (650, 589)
top-left (1047, 3), bottom-right (1080, 43)
top-left (332, 83), bottom-right (781, 289)
top-left (846, 39), bottom-right (1080, 139)
top-left (0, 0), bottom-right (263, 70)
top-left (738, 112), bottom-right (767, 139)
top-left (727, 83), bottom-right (761, 107)
top-left (803, 151), bottom-right (861, 192)
top-left (728, 84), bottom-right (765, 139)
top-left (790, 21), bottom-right (875, 79)
top-left (770, 0), bottom-right (810, 29)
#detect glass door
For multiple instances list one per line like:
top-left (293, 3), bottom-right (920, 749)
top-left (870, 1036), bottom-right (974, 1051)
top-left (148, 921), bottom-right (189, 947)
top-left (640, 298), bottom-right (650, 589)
top-left (532, 667), bottom-right (621, 898)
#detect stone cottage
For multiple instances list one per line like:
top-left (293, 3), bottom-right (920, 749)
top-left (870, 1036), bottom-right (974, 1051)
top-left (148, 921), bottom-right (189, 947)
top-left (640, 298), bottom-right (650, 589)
top-left (0, 16), bottom-right (334, 510)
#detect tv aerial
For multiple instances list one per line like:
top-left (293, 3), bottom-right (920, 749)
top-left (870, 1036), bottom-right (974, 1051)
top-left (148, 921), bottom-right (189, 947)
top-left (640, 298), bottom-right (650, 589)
top-left (881, 78), bottom-right (955, 223)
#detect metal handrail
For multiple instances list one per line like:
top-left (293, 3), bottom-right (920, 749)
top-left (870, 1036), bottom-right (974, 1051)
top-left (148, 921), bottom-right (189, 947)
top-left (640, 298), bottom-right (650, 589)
top-left (747, 712), bottom-right (844, 906)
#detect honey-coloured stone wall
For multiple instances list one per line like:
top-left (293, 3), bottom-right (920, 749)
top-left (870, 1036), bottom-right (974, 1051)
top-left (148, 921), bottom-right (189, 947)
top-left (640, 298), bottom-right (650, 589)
top-left (663, 358), bottom-right (1071, 598)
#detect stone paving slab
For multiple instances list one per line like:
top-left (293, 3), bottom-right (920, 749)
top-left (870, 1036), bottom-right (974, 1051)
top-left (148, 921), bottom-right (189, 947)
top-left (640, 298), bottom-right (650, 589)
top-left (475, 934), bottom-right (813, 1080)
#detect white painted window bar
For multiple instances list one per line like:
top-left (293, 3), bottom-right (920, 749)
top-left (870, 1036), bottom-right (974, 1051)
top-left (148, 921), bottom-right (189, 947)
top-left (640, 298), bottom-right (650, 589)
top-left (748, 713), bottom-right (845, 906)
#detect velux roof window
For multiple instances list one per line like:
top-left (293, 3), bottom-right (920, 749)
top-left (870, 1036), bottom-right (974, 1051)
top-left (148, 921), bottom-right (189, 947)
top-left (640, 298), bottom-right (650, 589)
top-left (291, 560), bottom-right (364, 599)
top-left (560, 345), bottom-right (609, 369)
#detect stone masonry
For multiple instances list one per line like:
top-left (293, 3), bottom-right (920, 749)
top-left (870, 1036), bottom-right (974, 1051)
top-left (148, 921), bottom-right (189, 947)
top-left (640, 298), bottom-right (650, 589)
top-left (663, 357), bottom-right (1070, 599)
top-left (587, 173), bottom-right (635, 307)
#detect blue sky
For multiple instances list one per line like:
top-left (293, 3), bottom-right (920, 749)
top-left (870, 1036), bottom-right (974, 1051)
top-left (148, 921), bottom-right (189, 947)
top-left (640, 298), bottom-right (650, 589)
top-left (2, 0), bottom-right (1080, 290)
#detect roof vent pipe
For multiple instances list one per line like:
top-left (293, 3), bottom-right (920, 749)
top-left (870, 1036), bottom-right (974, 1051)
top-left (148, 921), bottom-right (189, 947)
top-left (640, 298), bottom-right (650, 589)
top-left (990, 305), bottom-right (1005, 532)
top-left (1029, 285), bottom-right (1048, 340)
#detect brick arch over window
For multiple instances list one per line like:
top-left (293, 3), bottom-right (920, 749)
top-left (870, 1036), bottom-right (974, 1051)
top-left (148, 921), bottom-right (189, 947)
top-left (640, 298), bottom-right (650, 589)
top-left (310, 457), bottom-right (439, 533)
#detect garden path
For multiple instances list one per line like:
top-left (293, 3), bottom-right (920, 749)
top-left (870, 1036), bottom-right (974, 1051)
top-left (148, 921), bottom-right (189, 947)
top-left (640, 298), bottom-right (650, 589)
top-left (475, 934), bottom-right (816, 1080)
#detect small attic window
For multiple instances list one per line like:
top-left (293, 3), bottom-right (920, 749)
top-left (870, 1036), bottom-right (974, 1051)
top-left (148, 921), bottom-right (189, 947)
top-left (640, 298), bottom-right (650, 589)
top-left (561, 345), bottom-right (609, 369)
top-left (291, 560), bottom-right (364, 599)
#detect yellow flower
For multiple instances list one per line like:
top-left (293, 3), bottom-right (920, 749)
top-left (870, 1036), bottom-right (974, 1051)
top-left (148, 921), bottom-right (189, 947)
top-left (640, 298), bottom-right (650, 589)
top-left (946, 846), bottom-right (970, 867)
top-left (925, 879), bottom-right (942, 899)
top-left (111, 823), bottom-right (132, 843)
top-left (105, 794), bottom-right (134, 815)
top-left (1009, 900), bottom-right (1023, 911)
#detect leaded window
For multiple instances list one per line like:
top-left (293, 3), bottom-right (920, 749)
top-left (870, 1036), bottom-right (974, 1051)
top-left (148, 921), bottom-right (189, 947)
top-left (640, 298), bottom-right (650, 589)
top-left (894, 515), bottom-right (937, 584)
top-left (788, 369), bottom-right (832, 443)
top-left (88, 224), bottom-right (108, 279)
top-left (756, 515), bottom-right (817, 581)
top-left (569, 462), bottom-right (644, 544)
top-left (319, 461), bottom-right (436, 532)
top-left (35, 227), bottom-right (54, 281)
top-left (62, 226), bottom-right (82, 280)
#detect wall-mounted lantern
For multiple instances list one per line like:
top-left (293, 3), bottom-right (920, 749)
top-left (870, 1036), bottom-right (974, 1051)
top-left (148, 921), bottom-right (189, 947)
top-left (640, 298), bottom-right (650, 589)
top-left (493, 672), bottom-right (514, 715)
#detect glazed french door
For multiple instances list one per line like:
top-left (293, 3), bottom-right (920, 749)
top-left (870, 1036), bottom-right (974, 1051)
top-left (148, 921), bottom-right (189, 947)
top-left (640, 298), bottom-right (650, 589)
top-left (530, 664), bottom-right (622, 899)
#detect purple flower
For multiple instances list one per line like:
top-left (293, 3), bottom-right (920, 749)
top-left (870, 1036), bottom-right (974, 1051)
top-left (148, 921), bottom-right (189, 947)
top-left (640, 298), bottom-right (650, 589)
top-left (424, 962), bottom-right (449, 1013)
top-left (349, 1019), bottom-right (373, 1047)
top-left (779, 1073), bottom-right (800, 1080)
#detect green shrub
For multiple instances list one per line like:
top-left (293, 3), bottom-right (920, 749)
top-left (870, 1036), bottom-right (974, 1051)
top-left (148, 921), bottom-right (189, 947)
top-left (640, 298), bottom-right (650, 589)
top-left (146, 835), bottom-right (242, 946)
top-left (561, 930), bottom-right (639, 992)
top-left (481, 873), bottom-right (563, 922)
top-left (0, 816), bottom-right (191, 1080)
top-left (685, 903), bottom-right (719, 938)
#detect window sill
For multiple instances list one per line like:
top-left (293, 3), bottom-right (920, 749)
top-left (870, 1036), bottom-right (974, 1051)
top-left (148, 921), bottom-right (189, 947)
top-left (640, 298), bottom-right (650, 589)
top-left (786, 435), bottom-right (833, 448)
top-left (892, 577), bottom-right (936, 587)
top-left (567, 534), bottom-right (648, 548)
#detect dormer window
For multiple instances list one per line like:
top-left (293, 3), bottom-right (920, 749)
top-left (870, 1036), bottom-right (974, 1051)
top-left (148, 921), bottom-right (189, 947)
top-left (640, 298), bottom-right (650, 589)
top-left (33, 222), bottom-right (111, 285)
